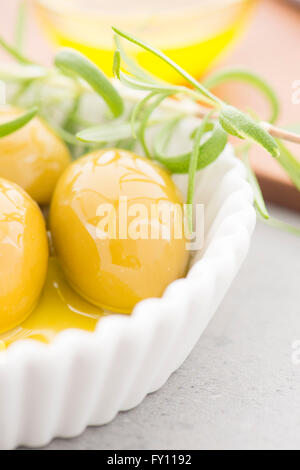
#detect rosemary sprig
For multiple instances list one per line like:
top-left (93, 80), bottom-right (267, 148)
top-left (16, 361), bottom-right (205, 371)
top-left (112, 27), bottom-right (222, 108)
top-left (0, 15), bottom-right (299, 237)
top-left (110, 28), bottom-right (300, 236)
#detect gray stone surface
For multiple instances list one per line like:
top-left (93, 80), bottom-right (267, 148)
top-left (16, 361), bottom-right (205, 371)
top-left (44, 205), bottom-right (300, 450)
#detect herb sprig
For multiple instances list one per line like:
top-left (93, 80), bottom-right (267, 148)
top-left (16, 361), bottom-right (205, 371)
top-left (0, 107), bottom-right (38, 137)
top-left (110, 27), bottom-right (300, 234)
top-left (0, 2), bottom-right (299, 235)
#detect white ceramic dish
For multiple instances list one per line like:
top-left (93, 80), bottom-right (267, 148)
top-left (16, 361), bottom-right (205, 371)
top-left (0, 111), bottom-right (255, 449)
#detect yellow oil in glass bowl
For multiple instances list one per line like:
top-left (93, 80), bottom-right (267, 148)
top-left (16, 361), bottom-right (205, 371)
top-left (34, 0), bottom-right (256, 83)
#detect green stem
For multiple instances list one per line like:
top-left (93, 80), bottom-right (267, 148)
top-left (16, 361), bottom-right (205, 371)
top-left (0, 36), bottom-right (32, 64)
top-left (112, 27), bottom-right (222, 108)
top-left (276, 139), bottom-right (300, 192)
top-left (15, 1), bottom-right (27, 53)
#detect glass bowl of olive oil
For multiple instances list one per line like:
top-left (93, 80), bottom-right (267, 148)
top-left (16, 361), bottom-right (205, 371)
top-left (34, 0), bottom-right (257, 83)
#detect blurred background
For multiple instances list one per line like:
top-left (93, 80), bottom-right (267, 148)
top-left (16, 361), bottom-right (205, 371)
top-left (0, 0), bottom-right (299, 210)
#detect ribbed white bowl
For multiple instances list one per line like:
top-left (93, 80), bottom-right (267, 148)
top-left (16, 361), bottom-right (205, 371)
top-left (0, 143), bottom-right (255, 449)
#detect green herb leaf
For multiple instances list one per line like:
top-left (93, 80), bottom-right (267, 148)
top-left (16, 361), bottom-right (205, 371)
top-left (220, 105), bottom-right (279, 158)
top-left (52, 125), bottom-right (89, 147)
top-left (203, 67), bottom-right (280, 124)
top-left (0, 107), bottom-right (38, 138)
top-left (154, 119), bottom-right (227, 173)
top-left (113, 46), bottom-right (204, 107)
top-left (0, 35), bottom-right (32, 64)
top-left (187, 117), bottom-right (209, 232)
top-left (112, 27), bottom-right (222, 107)
top-left (262, 216), bottom-right (300, 237)
top-left (114, 59), bottom-right (194, 98)
top-left (130, 91), bottom-right (157, 138)
top-left (138, 93), bottom-right (170, 158)
top-left (117, 69), bottom-right (179, 94)
top-left (15, 1), bottom-right (27, 54)
top-left (242, 149), bottom-right (269, 219)
top-left (55, 48), bottom-right (124, 118)
top-left (153, 117), bottom-right (189, 172)
top-left (0, 63), bottom-right (47, 82)
top-left (113, 49), bottom-right (121, 79)
top-left (77, 121), bottom-right (135, 143)
top-left (242, 147), bottom-right (300, 237)
top-left (114, 35), bottom-right (157, 84)
top-left (197, 122), bottom-right (228, 169)
top-left (275, 139), bottom-right (300, 191)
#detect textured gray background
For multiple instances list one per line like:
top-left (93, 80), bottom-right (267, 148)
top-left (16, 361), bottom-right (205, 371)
top-left (42, 205), bottom-right (300, 450)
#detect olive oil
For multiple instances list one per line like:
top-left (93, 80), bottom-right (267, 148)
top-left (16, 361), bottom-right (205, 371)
top-left (0, 258), bottom-right (105, 346)
top-left (35, 0), bottom-right (256, 83)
